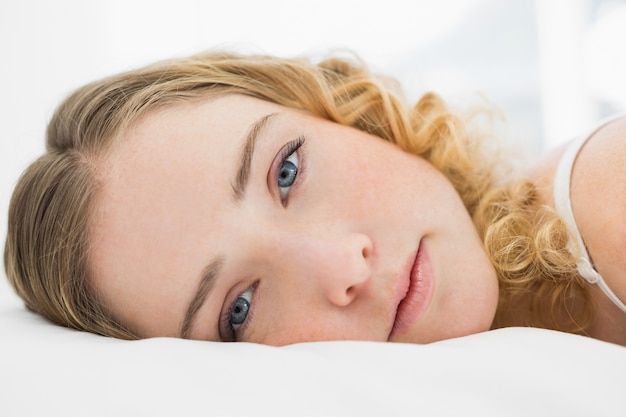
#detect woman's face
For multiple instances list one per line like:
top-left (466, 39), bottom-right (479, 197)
top-left (90, 94), bottom-right (498, 345)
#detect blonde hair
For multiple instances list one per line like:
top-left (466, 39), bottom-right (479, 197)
top-left (475, 181), bottom-right (594, 333)
top-left (4, 51), bottom-right (591, 339)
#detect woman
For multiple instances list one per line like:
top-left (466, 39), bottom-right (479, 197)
top-left (5, 51), bottom-right (624, 345)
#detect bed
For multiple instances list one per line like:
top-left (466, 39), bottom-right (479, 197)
top-left (1, 280), bottom-right (625, 417)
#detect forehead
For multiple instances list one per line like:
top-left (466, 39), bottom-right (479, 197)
top-left (118, 94), bottom-right (281, 153)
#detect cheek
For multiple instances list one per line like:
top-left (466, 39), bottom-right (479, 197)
top-left (256, 294), bottom-right (381, 345)
top-left (309, 140), bottom-right (416, 210)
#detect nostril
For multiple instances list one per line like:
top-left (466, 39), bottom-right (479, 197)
top-left (360, 236), bottom-right (373, 259)
top-left (345, 285), bottom-right (357, 301)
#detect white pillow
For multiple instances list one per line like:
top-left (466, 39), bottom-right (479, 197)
top-left (2, 284), bottom-right (625, 417)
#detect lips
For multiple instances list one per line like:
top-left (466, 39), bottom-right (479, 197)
top-left (389, 240), bottom-right (434, 340)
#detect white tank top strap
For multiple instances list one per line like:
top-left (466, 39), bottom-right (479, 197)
top-left (552, 114), bottom-right (626, 314)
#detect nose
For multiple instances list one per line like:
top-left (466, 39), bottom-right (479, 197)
top-left (303, 232), bottom-right (373, 307)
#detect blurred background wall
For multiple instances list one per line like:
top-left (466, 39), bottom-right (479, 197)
top-left (1, 0), bottom-right (625, 301)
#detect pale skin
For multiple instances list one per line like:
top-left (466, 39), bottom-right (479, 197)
top-left (89, 94), bottom-right (499, 345)
top-left (529, 116), bottom-right (626, 346)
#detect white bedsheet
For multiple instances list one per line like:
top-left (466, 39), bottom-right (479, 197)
top-left (1, 285), bottom-right (625, 417)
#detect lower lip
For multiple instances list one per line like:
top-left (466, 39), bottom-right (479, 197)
top-left (390, 241), bottom-right (434, 339)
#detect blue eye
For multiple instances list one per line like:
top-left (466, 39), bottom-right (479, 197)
top-left (278, 152), bottom-right (298, 200)
top-left (230, 287), bottom-right (254, 332)
top-left (276, 137), bottom-right (304, 203)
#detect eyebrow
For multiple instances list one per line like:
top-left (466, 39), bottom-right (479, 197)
top-left (231, 112), bottom-right (277, 202)
top-left (180, 257), bottom-right (223, 339)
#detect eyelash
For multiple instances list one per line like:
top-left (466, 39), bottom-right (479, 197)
top-left (275, 136), bottom-right (305, 206)
top-left (220, 281), bottom-right (258, 342)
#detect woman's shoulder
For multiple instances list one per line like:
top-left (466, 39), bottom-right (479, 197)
top-left (564, 117), bottom-right (626, 234)
top-left (569, 115), bottom-right (626, 343)
top-left (528, 114), bottom-right (626, 344)
top-left (568, 116), bottom-right (626, 271)
top-left (527, 114), bottom-right (626, 269)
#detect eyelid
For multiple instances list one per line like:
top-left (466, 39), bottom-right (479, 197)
top-left (219, 280), bottom-right (259, 342)
top-left (269, 136), bottom-right (306, 206)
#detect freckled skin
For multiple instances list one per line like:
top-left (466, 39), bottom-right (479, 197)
top-left (90, 94), bottom-right (499, 345)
